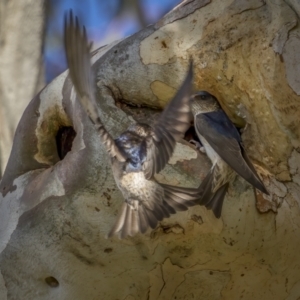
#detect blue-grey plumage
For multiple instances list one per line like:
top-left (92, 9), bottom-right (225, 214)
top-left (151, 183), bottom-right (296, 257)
top-left (191, 91), bottom-right (269, 218)
top-left (64, 11), bottom-right (200, 238)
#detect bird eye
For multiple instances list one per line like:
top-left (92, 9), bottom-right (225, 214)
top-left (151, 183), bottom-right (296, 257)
top-left (200, 95), bottom-right (206, 100)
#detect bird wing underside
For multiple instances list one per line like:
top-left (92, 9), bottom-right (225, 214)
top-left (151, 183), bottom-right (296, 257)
top-left (195, 112), bottom-right (268, 194)
top-left (64, 10), bottom-right (125, 161)
top-left (142, 62), bottom-right (194, 179)
top-left (107, 183), bottom-right (201, 239)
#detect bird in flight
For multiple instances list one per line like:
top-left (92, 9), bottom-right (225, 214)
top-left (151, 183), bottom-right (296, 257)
top-left (64, 11), bottom-right (201, 238)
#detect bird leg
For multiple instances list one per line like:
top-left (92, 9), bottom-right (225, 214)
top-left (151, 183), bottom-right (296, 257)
top-left (189, 139), bottom-right (206, 153)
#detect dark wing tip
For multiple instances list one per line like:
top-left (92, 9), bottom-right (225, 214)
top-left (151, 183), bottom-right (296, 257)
top-left (240, 146), bottom-right (270, 195)
top-left (191, 167), bottom-right (228, 218)
top-left (256, 183), bottom-right (269, 195)
top-left (205, 183), bottom-right (229, 218)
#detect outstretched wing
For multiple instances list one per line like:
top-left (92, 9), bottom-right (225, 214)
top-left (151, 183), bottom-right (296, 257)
top-left (64, 10), bottom-right (125, 161)
top-left (143, 62), bottom-right (194, 179)
top-left (194, 110), bottom-right (268, 194)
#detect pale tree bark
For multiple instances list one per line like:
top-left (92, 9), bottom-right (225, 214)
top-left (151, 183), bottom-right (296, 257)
top-left (1, 0), bottom-right (300, 299)
top-left (0, 0), bottom-right (45, 176)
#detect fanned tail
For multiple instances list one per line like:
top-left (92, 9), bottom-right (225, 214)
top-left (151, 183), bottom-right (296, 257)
top-left (107, 199), bottom-right (171, 239)
top-left (107, 182), bottom-right (204, 239)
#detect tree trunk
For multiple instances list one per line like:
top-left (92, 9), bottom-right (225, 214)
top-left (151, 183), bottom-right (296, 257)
top-left (0, 0), bottom-right (45, 176)
top-left (1, 0), bottom-right (300, 299)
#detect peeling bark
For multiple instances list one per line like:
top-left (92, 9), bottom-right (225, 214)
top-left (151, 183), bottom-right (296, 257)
top-left (0, 0), bottom-right (45, 176)
top-left (1, 0), bottom-right (300, 299)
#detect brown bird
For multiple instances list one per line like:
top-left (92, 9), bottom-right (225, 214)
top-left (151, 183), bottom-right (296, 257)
top-left (64, 11), bottom-right (201, 238)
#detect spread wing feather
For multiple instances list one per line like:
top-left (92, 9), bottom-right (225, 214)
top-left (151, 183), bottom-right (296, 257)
top-left (143, 62), bottom-right (194, 179)
top-left (107, 182), bottom-right (203, 238)
top-left (64, 10), bottom-right (126, 161)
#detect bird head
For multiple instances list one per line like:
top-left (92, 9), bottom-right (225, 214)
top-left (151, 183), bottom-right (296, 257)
top-left (127, 123), bottom-right (152, 137)
top-left (190, 91), bottom-right (220, 114)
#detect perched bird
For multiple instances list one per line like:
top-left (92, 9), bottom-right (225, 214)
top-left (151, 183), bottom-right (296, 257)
top-left (64, 11), bottom-right (201, 238)
top-left (191, 91), bottom-right (269, 218)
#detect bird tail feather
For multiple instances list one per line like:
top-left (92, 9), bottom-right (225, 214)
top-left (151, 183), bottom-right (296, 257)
top-left (107, 183), bottom-right (204, 239)
top-left (197, 168), bottom-right (229, 218)
top-left (107, 199), bottom-right (170, 239)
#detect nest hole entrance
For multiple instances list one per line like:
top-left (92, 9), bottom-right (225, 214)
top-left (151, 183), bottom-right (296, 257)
top-left (55, 126), bottom-right (76, 160)
top-left (184, 124), bottom-right (200, 145)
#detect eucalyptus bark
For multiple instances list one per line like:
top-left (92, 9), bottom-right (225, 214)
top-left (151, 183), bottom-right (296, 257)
top-left (1, 0), bottom-right (300, 299)
top-left (0, 0), bottom-right (45, 176)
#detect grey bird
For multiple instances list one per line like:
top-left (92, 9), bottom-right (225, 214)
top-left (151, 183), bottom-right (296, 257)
top-left (64, 11), bottom-right (201, 238)
top-left (191, 91), bottom-right (269, 218)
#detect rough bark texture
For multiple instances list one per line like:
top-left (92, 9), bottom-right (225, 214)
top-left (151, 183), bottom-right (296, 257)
top-left (1, 0), bottom-right (300, 299)
top-left (0, 0), bottom-right (45, 176)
